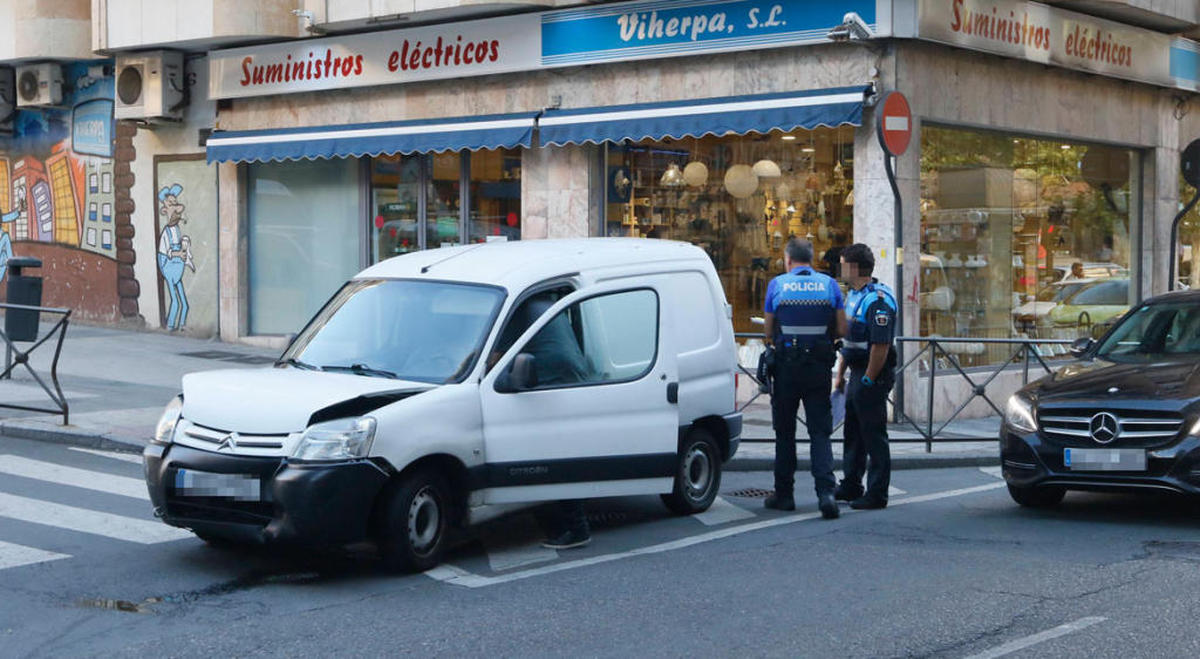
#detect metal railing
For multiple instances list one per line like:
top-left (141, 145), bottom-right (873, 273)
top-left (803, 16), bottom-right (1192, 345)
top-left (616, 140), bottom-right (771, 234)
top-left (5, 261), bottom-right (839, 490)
top-left (0, 303), bottom-right (71, 424)
top-left (735, 332), bottom-right (1076, 449)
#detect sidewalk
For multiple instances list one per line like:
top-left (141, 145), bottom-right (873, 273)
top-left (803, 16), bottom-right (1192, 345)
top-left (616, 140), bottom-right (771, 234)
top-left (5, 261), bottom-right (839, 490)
top-left (0, 323), bottom-right (999, 469)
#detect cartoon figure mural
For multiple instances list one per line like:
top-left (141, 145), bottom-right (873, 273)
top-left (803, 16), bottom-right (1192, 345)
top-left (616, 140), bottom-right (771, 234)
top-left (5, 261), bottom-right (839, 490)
top-left (156, 184), bottom-right (193, 330)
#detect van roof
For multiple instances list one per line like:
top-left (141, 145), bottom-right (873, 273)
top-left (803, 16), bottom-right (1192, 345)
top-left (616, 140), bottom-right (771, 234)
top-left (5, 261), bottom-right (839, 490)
top-left (355, 238), bottom-right (712, 290)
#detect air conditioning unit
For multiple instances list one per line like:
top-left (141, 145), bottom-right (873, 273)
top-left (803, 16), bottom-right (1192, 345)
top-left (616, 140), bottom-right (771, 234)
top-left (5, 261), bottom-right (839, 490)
top-left (15, 63), bottom-right (63, 107)
top-left (0, 67), bottom-right (14, 129)
top-left (114, 51), bottom-right (186, 121)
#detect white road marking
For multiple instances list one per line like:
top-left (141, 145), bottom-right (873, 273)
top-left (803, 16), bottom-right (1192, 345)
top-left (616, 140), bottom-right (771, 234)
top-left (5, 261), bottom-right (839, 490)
top-left (0, 492), bottom-right (191, 544)
top-left (480, 515), bottom-right (558, 572)
top-left (979, 466), bottom-right (1004, 479)
top-left (68, 447), bottom-right (143, 464)
top-left (887, 485), bottom-right (906, 497)
top-left (963, 616), bottom-right (1107, 659)
top-left (694, 496), bottom-right (755, 526)
top-left (426, 481), bottom-right (1008, 588)
top-left (0, 540), bottom-right (70, 570)
top-left (0, 455), bottom-right (148, 500)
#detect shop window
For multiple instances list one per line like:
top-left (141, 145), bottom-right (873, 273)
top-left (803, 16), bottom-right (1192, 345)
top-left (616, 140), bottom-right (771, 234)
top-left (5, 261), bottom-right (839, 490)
top-left (370, 149), bottom-right (516, 260)
top-left (247, 158), bottom-right (361, 336)
top-left (371, 154), bottom-right (423, 260)
top-left (920, 126), bottom-right (1138, 364)
top-left (427, 152), bottom-right (462, 248)
top-left (603, 128), bottom-right (855, 334)
top-left (468, 148), bottom-right (521, 243)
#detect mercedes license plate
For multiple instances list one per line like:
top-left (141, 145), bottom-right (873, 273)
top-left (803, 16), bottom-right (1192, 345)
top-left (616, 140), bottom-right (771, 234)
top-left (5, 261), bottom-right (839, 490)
top-left (1063, 448), bottom-right (1146, 472)
top-left (174, 469), bottom-right (261, 501)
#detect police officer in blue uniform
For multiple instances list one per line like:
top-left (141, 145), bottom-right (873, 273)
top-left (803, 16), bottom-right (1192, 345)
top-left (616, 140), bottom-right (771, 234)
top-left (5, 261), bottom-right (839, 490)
top-left (762, 238), bottom-right (847, 519)
top-left (834, 244), bottom-right (898, 510)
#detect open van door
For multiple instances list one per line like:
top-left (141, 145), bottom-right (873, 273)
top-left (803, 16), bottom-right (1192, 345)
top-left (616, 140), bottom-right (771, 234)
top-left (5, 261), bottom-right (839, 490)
top-left (478, 281), bottom-right (678, 504)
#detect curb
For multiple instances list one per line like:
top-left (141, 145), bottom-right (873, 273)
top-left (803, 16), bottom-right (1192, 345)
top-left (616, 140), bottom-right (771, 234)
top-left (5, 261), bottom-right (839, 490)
top-left (727, 455), bottom-right (999, 472)
top-left (0, 421), bottom-right (144, 454)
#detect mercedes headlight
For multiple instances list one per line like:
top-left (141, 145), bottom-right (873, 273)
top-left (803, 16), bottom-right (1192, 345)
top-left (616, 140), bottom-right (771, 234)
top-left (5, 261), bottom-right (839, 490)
top-left (1004, 394), bottom-right (1037, 434)
top-left (153, 396), bottom-right (183, 445)
top-left (292, 417), bottom-right (377, 461)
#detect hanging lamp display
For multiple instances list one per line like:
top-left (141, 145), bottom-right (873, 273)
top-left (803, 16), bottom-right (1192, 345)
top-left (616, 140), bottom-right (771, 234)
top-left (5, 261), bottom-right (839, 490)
top-left (660, 162), bottom-right (686, 187)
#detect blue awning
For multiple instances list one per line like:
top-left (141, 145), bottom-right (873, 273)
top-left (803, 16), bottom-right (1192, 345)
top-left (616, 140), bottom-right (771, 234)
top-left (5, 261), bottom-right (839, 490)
top-left (538, 87), bottom-right (867, 147)
top-left (206, 112), bottom-right (539, 163)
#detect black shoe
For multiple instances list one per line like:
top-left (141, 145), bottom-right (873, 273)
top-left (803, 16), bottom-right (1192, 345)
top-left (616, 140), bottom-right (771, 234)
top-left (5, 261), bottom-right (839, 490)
top-left (849, 496), bottom-right (887, 510)
top-left (818, 494), bottom-right (840, 519)
top-left (542, 528), bottom-right (591, 550)
top-left (834, 484), bottom-right (863, 502)
top-left (763, 494), bottom-right (796, 511)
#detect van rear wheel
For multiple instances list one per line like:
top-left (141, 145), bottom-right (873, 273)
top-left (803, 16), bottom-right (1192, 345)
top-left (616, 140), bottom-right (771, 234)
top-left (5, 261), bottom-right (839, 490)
top-left (377, 469), bottom-right (450, 573)
top-left (662, 428), bottom-right (721, 515)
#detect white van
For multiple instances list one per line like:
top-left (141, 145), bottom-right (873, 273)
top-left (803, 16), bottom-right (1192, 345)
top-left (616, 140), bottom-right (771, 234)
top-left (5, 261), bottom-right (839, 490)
top-left (145, 238), bottom-right (742, 571)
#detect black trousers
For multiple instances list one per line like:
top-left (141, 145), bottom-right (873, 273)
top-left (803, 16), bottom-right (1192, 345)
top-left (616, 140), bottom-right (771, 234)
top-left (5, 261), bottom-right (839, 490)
top-left (841, 367), bottom-right (893, 500)
top-left (771, 357), bottom-right (836, 499)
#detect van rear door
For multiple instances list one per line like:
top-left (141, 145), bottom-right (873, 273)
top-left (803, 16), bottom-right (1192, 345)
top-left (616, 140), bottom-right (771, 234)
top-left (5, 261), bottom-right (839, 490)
top-left (478, 281), bottom-right (677, 504)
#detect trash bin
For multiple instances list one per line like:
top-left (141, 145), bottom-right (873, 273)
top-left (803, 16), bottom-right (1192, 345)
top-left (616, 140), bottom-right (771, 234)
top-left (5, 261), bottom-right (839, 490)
top-left (5, 257), bottom-right (43, 342)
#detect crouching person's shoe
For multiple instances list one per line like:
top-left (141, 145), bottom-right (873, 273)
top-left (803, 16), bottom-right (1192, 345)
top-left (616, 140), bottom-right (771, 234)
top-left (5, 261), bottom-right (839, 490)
top-left (542, 528), bottom-right (592, 550)
top-left (763, 493), bottom-right (796, 511)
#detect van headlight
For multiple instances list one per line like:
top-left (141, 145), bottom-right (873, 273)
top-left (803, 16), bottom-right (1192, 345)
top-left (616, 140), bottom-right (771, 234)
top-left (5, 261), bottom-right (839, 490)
top-left (292, 417), bottom-right (377, 462)
top-left (153, 396), bottom-right (183, 445)
top-left (1004, 394), bottom-right (1037, 434)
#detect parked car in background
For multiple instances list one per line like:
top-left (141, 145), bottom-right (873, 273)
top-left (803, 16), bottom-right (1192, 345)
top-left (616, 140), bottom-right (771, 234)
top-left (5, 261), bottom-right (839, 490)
top-left (1047, 277), bottom-right (1131, 336)
top-left (1001, 291), bottom-right (1200, 508)
top-left (1013, 281), bottom-right (1088, 334)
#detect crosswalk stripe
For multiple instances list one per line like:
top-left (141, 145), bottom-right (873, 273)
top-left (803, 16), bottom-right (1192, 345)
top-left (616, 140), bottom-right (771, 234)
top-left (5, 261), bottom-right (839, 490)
top-left (0, 492), bottom-right (191, 544)
top-left (0, 540), bottom-right (70, 570)
top-left (694, 496), bottom-right (755, 526)
top-left (68, 447), bottom-right (143, 464)
top-left (0, 455), bottom-right (148, 500)
top-left (888, 485), bottom-right (906, 497)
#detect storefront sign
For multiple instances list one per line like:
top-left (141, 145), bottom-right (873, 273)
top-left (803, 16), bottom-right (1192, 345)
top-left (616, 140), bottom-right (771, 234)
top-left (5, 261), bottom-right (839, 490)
top-left (1173, 39), bottom-right (1200, 92)
top-left (917, 0), bottom-right (1191, 90)
top-left (210, 0), bottom-right (885, 99)
top-left (540, 0), bottom-right (878, 66)
top-left (209, 13), bottom-right (540, 99)
top-left (71, 99), bottom-right (114, 158)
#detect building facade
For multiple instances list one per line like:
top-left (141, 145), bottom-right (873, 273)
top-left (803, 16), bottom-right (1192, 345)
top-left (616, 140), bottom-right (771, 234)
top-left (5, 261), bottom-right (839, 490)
top-left (2, 0), bottom-right (1200, 416)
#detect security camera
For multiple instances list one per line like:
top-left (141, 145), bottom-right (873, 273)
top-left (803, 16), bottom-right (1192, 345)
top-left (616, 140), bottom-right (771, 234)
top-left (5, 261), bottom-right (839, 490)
top-left (827, 12), bottom-right (873, 42)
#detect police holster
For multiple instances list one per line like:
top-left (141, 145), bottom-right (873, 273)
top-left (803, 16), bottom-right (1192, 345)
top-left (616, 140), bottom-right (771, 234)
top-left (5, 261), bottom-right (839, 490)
top-left (757, 347), bottom-right (775, 395)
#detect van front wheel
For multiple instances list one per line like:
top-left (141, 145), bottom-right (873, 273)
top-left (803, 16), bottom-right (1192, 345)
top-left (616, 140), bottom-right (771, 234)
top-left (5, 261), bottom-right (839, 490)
top-left (661, 429), bottom-right (721, 515)
top-left (377, 469), bottom-right (450, 573)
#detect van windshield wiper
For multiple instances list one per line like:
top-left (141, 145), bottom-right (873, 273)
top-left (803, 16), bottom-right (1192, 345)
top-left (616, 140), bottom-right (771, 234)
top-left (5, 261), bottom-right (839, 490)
top-left (322, 363), bottom-right (399, 379)
top-left (276, 357), bottom-right (319, 371)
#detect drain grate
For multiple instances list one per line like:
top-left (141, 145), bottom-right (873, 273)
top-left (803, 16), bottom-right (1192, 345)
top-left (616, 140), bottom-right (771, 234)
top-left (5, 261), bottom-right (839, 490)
top-left (180, 350), bottom-right (277, 365)
top-left (724, 488), bottom-right (774, 498)
top-left (585, 510), bottom-right (648, 527)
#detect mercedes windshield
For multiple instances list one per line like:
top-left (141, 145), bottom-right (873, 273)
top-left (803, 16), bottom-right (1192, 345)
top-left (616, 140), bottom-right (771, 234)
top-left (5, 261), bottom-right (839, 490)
top-left (1094, 300), bottom-right (1200, 363)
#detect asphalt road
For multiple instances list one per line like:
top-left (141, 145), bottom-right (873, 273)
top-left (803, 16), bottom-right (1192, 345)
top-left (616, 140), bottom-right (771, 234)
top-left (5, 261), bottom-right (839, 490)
top-left (3, 435), bottom-right (1200, 658)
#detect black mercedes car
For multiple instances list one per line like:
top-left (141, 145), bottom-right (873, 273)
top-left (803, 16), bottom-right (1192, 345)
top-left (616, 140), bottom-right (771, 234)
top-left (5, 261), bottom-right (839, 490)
top-left (1002, 290), bottom-right (1200, 507)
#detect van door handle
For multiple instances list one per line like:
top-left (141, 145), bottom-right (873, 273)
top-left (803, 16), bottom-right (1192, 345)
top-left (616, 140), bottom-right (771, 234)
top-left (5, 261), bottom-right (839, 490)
top-left (666, 382), bottom-right (678, 404)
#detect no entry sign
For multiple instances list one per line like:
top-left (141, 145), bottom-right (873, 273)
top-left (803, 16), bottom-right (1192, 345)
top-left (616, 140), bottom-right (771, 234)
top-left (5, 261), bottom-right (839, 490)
top-left (876, 91), bottom-right (912, 157)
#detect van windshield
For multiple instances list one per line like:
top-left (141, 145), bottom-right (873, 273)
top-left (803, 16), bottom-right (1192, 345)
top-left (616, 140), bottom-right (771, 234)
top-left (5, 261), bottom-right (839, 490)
top-left (282, 279), bottom-right (505, 383)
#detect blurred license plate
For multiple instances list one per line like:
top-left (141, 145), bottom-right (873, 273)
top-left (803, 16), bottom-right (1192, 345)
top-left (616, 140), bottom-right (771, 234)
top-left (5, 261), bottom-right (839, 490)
top-left (174, 469), bottom-right (261, 501)
top-left (1063, 448), bottom-right (1146, 471)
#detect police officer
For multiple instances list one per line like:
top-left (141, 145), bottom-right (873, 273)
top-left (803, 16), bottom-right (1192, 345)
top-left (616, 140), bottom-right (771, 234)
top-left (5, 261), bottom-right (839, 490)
top-left (834, 244), bottom-right (898, 510)
top-left (762, 237), bottom-right (847, 519)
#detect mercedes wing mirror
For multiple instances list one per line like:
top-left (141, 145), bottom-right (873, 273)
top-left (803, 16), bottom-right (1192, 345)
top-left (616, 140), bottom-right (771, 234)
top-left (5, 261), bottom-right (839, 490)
top-left (1069, 337), bottom-right (1095, 359)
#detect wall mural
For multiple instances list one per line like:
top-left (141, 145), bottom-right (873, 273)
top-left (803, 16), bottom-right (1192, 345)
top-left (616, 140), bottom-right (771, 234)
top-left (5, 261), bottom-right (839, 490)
top-left (0, 61), bottom-right (139, 323)
top-left (154, 157), bottom-right (217, 335)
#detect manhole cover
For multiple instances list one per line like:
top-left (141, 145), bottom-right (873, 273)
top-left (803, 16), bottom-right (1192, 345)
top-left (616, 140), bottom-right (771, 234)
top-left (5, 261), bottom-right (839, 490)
top-left (180, 350), bottom-right (276, 365)
top-left (725, 488), bottom-right (774, 498)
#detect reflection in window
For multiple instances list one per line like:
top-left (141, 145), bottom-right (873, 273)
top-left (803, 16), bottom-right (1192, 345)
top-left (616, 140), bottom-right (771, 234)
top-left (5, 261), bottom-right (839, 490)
top-left (427, 152), bottom-right (462, 249)
top-left (371, 154), bottom-right (422, 260)
top-left (469, 148), bottom-right (521, 243)
top-left (519, 290), bottom-right (658, 388)
top-left (920, 127), bottom-right (1139, 364)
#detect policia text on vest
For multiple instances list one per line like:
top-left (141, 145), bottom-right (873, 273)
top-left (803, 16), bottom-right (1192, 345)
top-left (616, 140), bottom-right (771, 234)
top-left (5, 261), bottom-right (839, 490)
top-left (761, 238), bottom-right (847, 520)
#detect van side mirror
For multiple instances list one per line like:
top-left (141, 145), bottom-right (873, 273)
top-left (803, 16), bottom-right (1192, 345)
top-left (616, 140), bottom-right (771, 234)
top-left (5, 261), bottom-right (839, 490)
top-left (508, 353), bottom-right (538, 391)
top-left (1069, 337), bottom-right (1095, 358)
